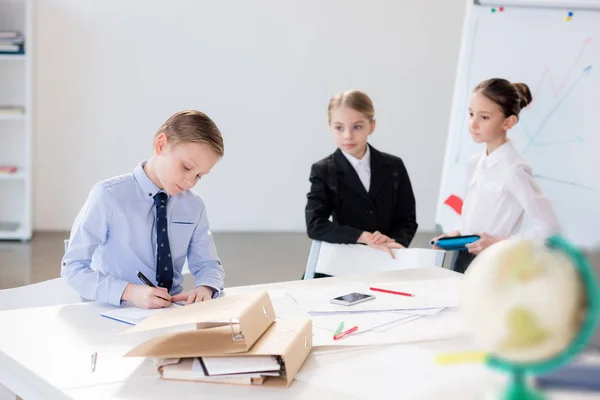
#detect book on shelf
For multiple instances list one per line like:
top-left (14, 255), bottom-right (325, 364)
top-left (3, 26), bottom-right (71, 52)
top-left (0, 105), bottom-right (25, 115)
top-left (0, 36), bottom-right (24, 44)
top-left (0, 44), bottom-right (20, 52)
top-left (0, 31), bottom-right (21, 39)
top-left (0, 166), bottom-right (18, 174)
top-left (0, 222), bottom-right (20, 231)
top-left (0, 49), bottom-right (24, 55)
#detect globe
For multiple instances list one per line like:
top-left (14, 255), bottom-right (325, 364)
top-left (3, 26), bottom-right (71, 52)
top-left (460, 235), bottom-right (600, 400)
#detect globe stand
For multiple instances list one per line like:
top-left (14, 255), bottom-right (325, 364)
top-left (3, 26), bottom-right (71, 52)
top-left (502, 368), bottom-right (545, 400)
top-left (484, 235), bottom-right (600, 400)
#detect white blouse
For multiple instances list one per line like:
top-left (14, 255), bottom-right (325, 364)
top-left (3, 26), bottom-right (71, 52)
top-left (341, 145), bottom-right (371, 192)
top-left (457, 140), bottom-right (560, 239)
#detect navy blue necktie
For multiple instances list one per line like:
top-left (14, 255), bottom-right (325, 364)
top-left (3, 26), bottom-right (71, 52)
top-left (154, 192), bottom-right (173, 291)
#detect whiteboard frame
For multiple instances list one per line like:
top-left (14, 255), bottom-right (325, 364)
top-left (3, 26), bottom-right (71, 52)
top-left (476, 0), bottom-right (600, 10)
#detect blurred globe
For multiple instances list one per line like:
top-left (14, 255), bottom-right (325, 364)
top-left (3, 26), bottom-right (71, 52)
top-left (460, 239), bottom-right (585, 363)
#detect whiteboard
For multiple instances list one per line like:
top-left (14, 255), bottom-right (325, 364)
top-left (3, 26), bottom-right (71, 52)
top-left (436, 2), bottom-right (600, 249)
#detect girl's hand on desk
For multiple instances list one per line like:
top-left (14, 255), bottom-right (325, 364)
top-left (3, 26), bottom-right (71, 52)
top-left (371, 231), bottom-right (395, 245)
top-left (172, 286), bottom-right (214, 304)
top-left (357, 231), bottom-right (374, 245)
top-left (465, 233), bottom-right (501, 255)
top-left (372, 241), bottom-right (403, 259)
top-left (122, 284), bottom-right (173, 309)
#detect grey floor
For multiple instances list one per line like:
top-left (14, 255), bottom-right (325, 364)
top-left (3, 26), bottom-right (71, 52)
top-left (0, 231), bottom-right (443, 290)
top-left (0, 231), bottom-right (598, 290)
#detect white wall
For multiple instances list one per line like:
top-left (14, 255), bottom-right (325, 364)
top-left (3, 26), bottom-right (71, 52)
top-left (34, 0), bottom-right (466, 232)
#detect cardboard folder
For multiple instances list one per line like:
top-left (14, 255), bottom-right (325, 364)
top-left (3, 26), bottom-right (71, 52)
top-left (124, 291), bottom-right (276, 356)
top-left (154, 318), bottom-right (313, 387)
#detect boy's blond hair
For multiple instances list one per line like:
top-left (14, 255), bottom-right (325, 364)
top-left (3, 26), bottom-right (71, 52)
top-left (154, 110), bottom-right (224, 156)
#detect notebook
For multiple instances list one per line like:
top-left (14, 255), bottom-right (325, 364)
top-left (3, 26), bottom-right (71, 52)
top-left (101, 303), bottom-right (184, 325)
top-left (535, 360), bottom-right (600, 391)
top-left (534, 331), bottom-right (600, 392)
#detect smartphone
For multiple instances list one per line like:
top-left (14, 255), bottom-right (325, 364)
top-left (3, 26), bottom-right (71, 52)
top-left (431, 235), bottom-right (480, 251)
top-left (329, 292), bottom-right (375, 306)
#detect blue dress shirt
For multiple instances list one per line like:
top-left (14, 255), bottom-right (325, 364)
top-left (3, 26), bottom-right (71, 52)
top-left (61, 161), bottom-right (225, 306)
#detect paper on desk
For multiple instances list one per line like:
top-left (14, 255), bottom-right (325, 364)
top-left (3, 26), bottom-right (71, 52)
top-left (311, 312), bottom-right (419, 333)
top-left (101, 307), bottom-right (168, 326)
top-left (288, 278), bottom-right (462, 314)
top-left (311, 309), bottom-right (467, 347)
top-left (369, 278), bottom-right (462, 307)
top-left (268, 289), bottom-right (310, 319)
top-left (308, 307), bottom-right (445, 317)
top-left (100, 302), bottom-right (188, 326)
top-left (296, 342), bottom-right (495, 400)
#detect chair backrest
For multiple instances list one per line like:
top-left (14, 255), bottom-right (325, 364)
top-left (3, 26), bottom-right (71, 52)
top-left (304, 241), bottom-right (446, 279)
top-left (0, 277), bottom-right (84, 311)
top-left (0, 239), bottom-right (84, 311)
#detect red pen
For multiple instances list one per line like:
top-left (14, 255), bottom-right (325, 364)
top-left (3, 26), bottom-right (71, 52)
top-left (369, 287), bottom-right (414, 297)
top-left (333, 325), bottom-right (358, 340)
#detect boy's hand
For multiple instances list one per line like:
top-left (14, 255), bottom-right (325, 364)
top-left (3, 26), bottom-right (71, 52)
top-left (172, 286), bottom-right (215, 305)
top-left (122, 284), bottom-right (172, 309)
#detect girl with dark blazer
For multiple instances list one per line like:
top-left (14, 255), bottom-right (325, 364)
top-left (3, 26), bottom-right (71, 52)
top-left (305, 90), bottom-right (418, 260)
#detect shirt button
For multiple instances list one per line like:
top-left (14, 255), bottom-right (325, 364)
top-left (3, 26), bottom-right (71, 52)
top-left (164, 267), bottom-right (168, 271)
top-left (161, 243), bottom-right (164, 247)
top-left (148, 193), bottom-right (152, 197)
top-left (367, 210), bottom-right (373, 215)
top-left (62, 262), bottom-right (66, 266)
top-left (162, 228), bottom-right (166, 232)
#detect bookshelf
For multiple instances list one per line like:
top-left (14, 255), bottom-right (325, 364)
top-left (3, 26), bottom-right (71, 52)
top-left (0, 0), bottom-right (33, 241)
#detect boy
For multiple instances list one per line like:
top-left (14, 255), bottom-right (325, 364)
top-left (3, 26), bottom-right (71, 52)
top-left (62, 110), bottom-right (225, 308)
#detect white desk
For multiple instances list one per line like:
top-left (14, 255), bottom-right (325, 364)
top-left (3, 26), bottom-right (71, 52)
top-left (0, 267), bottom-right (595, 399)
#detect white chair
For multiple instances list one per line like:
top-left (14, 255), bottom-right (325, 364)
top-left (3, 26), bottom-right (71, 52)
top-left (304, 241), bottom-right (446, 279)
top-left (0, 240), bottom-right (83, 312)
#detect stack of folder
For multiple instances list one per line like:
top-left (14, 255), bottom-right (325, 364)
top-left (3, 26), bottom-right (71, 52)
top-left (123, 291), bottom-right (312, 386)
top-left (0, 31), bottom-right (25, 55)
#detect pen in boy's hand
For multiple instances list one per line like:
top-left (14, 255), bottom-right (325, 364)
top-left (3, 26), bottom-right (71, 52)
top-left (136, 271), bottom-right (183, 306)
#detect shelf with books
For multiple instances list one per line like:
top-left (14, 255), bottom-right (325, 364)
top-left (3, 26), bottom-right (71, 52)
top-left (0, 0), bottom-right (32, 241)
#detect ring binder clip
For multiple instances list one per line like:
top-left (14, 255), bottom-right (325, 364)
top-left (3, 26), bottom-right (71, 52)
top-left (229, 318), bottom-right (245, 341)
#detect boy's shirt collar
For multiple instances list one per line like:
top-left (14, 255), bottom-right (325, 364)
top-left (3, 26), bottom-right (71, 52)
top-left (133, 161), bottom-right (165, 200)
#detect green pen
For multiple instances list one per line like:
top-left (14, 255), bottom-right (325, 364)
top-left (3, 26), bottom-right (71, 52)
top-left (333, 321), bottom-right (344, 336)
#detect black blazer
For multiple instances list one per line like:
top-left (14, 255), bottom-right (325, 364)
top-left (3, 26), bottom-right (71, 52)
top-left (305, 145), bottom-right (418, 247)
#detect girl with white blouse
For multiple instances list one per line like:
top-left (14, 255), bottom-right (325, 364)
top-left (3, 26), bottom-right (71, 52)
top-left (432, 78), bottom-right (560, 273)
